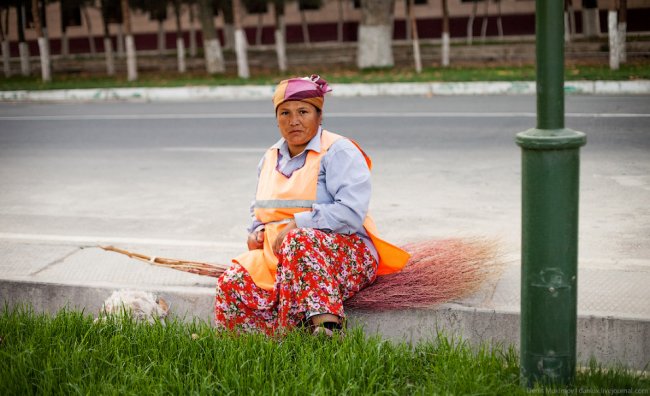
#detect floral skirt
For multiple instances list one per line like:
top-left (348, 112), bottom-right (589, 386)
top-left (214, 228), bottom-right (378, 335)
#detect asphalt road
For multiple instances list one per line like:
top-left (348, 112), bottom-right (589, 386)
top-left (1, 95), bottom-right (649, 268)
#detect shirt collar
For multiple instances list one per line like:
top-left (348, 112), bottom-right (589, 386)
top-left (272, 126), bottom-right (323, 156)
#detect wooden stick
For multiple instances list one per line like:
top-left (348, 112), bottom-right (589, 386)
top-left (100, 245), bottom-right (229, 277)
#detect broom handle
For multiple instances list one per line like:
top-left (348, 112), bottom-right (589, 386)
top-left (99, 245), bottom-right (230, 270)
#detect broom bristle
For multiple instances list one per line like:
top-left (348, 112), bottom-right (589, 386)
top-left (346, 238), bottom-right (502, 310)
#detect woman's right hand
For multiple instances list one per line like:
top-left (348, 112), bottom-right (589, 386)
top-left (247, 229), bottom-right (265, 250)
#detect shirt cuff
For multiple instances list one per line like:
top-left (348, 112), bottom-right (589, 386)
top-left (294, 211), bottom-right (317, 229)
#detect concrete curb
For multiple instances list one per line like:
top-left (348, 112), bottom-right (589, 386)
top-left (2, 278), bottom-right (648, 371)
top-left (1, 80), bottom-right (649, 102)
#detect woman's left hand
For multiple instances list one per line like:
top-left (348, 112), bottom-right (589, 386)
top-left (273, 220), bottom-right (297, 255)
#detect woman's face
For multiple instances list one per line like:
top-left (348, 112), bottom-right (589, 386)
top-left (276, 100), bottom-right (322, 157)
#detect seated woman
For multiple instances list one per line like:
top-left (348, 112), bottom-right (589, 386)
top-left (214, 75), bottom-right (409, 336)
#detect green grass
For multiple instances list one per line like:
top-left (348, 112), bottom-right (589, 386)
top-left (1, 306), bottom-right (648, 395)
top-left (1, 62), bottom-right (649, 91)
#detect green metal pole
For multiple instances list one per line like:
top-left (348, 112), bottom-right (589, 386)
top-left (516, 0), bottom-right (586, 387)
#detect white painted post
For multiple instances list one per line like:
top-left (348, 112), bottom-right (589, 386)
top-left (177, 37), bottom-right (186, 73)
top-left (608, 10), bottom-right (619, 70)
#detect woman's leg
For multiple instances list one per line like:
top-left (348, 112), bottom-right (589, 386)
top-left (214, 265), bottom-right (278, 335)
top-left (275, 228), bottom-right (378, 330)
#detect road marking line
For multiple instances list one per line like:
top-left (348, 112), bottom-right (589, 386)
top-left (1, 112), bottom-right (648, 121)
top-left (0, 232), bottom-right (242, 249)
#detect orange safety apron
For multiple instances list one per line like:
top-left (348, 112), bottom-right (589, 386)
top-left (233, 130), bottom-right (410, 290)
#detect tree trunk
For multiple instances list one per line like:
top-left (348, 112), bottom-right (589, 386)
top-left (61, 30), bottom-right (69, 57)
top-left (404, 0), bottom-right (410, 40)
top-left (337, 0), bottom-right (344, 42)
top-left (467, 0), bottom-right (477, 45)
top-left (82, 6), bottom-right (96, 55)
top-left (480, 0), bottom-right (488, 42)
top-left (117, 24), bottom-right (125, 56)
top-left (19, 4), bottom-right (30, 76)
top-left (232, 0), bottom-right (250, 78)
top-left (255, 13), bottom-right (263, 46)
top-left (273, 1), bottom-right (287, 72)
top-left (198, 0), bottom-right (225, 74)
top-left (222, 2), bottom-right (235, 49)
top-left (357, 0), bottom-right (395, 69)
top-left (188, 3), bottom-right (197, 57)
top-left (608, 9), bottom-right (619, 70)
top-left (121, 0), bottom-right (138, 81)
top-left (158, 20), bottom-right (165, 55)
top-left (408, 0), bottom-right (421, 73)
top-left (32, 0), bottom-right (51, 82)
top-left (173, 0), bottom-right (186, 73)
top-left (581, 0), bottom-right (600, 38)
top-left (1, 40), bottom-right (8, 78)
top-left (496, 0), bottom-right (503, 39)
top-left (102, 12), bottom-right (115, 75)
top-left (618, 0), bottom-right (627, 63)
top-left (104, 37), bottom-right (116, 75)
top-left (441, 0), bottom-right (450, 67)
top-left (564, 0), bottom-right (575, 42)
top-left (300, 9), bottom-right (310, 46)
top-left (0, 8), bottom-right (10, 77)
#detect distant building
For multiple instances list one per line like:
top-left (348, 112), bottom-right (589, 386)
top-left (2, 0), bottom-right (649, 56)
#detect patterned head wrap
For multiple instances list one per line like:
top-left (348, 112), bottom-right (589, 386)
top-left (272, 74), bottom-right (332, 112)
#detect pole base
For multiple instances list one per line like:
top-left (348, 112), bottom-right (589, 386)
top-left (516, 128), bottom-right (586, 150)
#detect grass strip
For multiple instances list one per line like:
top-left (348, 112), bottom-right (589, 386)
top-left (1, 306), bottom-right (647, 395)
top-left (1, 63), bottom-right (649, 91)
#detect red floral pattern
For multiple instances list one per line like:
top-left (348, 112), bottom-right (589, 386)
top-left (214, 228), bottom-right (377, 335)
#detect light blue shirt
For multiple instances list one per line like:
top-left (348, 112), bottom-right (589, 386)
top-left (249, 127), bottom-right (378, 260)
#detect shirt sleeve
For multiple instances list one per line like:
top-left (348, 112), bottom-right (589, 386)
top-left (294, 140), bottom-right (371, 234)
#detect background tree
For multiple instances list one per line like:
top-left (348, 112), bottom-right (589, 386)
top-left (59, 0), bottom-right (83, 57)
top-left (185, 0), bottom-right (197, 56)
top-left (480, 0), bottom-right (488, 42)
top-left (581, 0), bottom-right (600, 38)
top-left (441, 0), bottom-right (449, 67)
top-left (336, 0), bottom-right (344, 42)
top-left (466, 0), bottom-right (478, 45)
top-left (15, 0), bottom-right (31, 75)
top-left (1, 3), bottom-right (11, 77)
top-left (197, 0), bottom-right (225, 74)
top-left (564, 0), bottom-right (576, 42)
top-left (100, 0), bottom-right (121, 75)
top-left (81, 0), bottom-right (96, 54)
top-left (217, 0), bottom-right (235, 49)
top-left (495, 0), bottom-right (502, 39)
top-left (232, 0), bottom-right (250, 78)
top-left (172, 0), bottom-right (186, 72)
top-left (357, 0), bottom-right (395, 69)
top-left (121, 0), bottom-right (137, 81)
top-left (32, 0), bottom-right (51, 81)
top-left (618, 0), bottom-right (627, 63)
top-left (408, 0), bottom-right (421, 73)
top-left (298, 0), bottom-right (321, 46)
top-left (242, 0), bottom-right (267, 46)
top-left (272, 0), bottom-right (287, 71)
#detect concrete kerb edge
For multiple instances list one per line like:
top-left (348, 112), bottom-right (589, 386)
top-left (2, 278), bottom-right (648, 370)
top-left (2, 80), bottom-right (649, 102)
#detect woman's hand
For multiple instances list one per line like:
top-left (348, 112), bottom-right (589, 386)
top-left (273, 220), bottom-right (297, 255)
top-left (247, 229), bottom-right (265, 250)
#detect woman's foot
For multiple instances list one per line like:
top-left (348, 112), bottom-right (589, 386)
top-left (310, 313), bottom-right (344, 337)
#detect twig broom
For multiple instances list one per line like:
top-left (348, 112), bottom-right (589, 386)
top-left (100, 237), bottom-right (501, 310)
